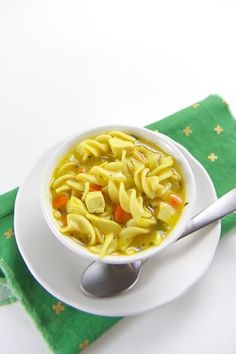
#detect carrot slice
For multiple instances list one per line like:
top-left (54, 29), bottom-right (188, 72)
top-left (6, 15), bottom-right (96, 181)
top-left (89, 184), bottom-right (102, 192)
top-left (114, 205), bottom-right (132, 223)
top-left (52, 195), bottom-right (68, 209)
top-left (169, 194), bottom-right (183, 208)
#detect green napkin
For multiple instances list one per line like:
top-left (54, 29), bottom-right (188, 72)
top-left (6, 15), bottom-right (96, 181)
top-left (0, 95), bottom-right (236, 353)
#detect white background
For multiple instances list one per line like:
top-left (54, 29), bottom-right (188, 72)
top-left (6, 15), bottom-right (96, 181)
top-left (1, 0), bottom-right (236, 353)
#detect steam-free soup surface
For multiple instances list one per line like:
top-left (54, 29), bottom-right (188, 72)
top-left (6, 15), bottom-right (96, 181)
top-left (50, 131), bottom-right (185, 257)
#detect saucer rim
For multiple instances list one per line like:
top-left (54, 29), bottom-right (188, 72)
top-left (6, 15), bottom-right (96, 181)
top-left (14, 137), bottom-right (220, 316)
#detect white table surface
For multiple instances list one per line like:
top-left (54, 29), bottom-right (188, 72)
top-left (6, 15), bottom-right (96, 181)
top-left (1, 1), bottom-right (236, 353)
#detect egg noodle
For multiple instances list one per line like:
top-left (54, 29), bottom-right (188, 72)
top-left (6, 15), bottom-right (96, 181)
top-left (50, 131), bottom-right (185, 257)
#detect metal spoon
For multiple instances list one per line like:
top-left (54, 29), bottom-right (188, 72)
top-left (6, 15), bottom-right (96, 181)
top-left (80, 189), bottom-right (236, 297)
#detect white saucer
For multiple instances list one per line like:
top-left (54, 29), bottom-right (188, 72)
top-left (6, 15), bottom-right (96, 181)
top-left (14, 140), bottom-right (220, 317)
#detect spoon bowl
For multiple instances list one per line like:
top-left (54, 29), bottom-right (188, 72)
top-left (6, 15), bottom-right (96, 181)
top-left (81, 261), bottom-right (143, 297)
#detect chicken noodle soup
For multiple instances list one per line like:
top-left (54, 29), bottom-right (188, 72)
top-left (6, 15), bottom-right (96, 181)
top-left (50, 131), bottom-right (185, 257)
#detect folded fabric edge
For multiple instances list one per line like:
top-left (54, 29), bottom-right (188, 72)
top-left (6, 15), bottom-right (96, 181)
top-left (0, 277), bottom-right (17, 305)
top-left (201, 94), bottom-right (236, 120)
top-left (0, 258), bottom-right (55, 353)
top-left (0, 188), bottom-right (19, 219)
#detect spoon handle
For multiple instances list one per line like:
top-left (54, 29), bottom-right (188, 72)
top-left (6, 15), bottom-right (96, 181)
top-left (180, 188), bottom-right (236, 239)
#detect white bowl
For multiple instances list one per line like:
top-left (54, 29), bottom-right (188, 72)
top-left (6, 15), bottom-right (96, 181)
top-left (40, 125), bottom-right (196, 264)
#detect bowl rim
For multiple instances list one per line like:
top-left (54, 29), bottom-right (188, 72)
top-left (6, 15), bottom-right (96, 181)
top-left (40, 125), bottom-right (196, 264)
